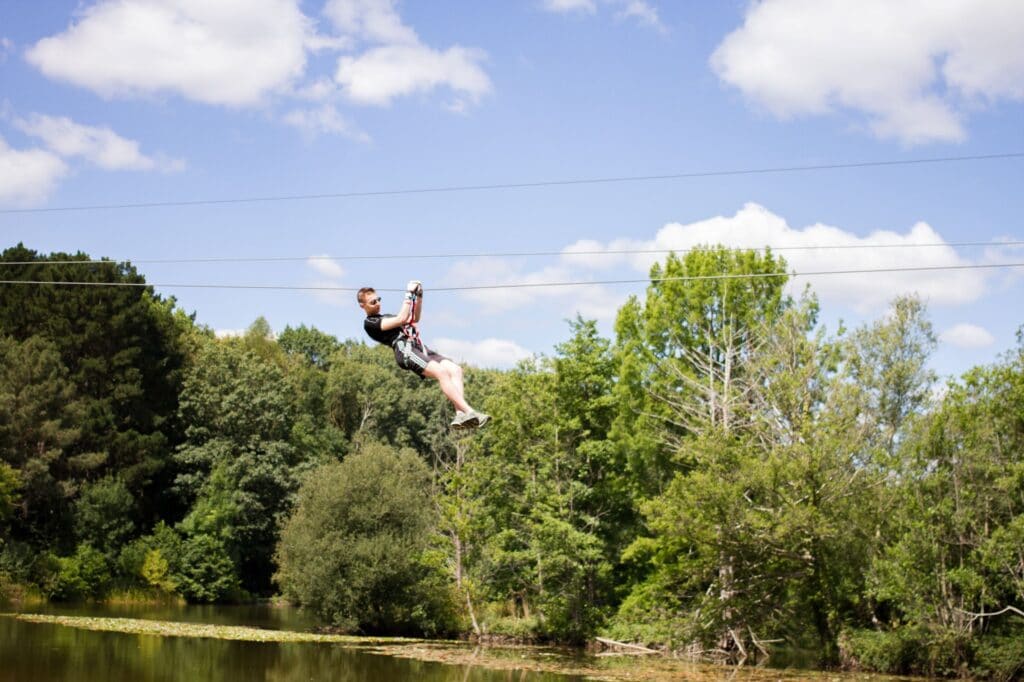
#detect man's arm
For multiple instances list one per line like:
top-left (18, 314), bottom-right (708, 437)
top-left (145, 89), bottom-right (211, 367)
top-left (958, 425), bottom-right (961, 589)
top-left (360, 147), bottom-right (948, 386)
top-left (413, 290), bottom-right (422, 322)
top-left (379, 298), bottom-right (413, 331)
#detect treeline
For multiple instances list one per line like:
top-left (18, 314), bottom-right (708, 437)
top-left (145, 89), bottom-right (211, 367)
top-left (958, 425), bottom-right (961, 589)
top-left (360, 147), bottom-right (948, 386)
top-left (1, 243), bottom-right (1022, 678)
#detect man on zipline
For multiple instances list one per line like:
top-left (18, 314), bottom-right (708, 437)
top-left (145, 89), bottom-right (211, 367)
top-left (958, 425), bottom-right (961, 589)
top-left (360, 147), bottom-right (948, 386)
top-left (358, 280), bottom-right (490, 430)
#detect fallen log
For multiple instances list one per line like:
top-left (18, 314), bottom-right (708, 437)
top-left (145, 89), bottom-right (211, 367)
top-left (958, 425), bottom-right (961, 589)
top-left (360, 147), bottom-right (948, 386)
top-left (594, 637), bottom-right (660, 655)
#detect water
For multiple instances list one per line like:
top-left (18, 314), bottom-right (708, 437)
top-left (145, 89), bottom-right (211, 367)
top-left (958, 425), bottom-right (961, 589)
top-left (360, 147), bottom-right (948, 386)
top-left (0, 604), bottom-right (581, 682)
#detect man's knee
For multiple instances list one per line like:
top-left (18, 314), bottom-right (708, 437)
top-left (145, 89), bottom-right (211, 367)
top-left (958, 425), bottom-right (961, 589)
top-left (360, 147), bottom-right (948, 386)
top-left (442, 359), bottom-right (462, 379)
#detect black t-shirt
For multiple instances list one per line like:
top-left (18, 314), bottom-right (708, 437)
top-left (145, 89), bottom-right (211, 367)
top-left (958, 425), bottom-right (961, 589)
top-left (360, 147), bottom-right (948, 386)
top-left (364, 314), bottom-right (403, 346)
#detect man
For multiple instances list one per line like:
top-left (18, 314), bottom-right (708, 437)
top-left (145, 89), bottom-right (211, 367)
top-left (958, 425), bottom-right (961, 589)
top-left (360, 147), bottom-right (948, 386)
top-left (358, 280), bottom-right (490, 430)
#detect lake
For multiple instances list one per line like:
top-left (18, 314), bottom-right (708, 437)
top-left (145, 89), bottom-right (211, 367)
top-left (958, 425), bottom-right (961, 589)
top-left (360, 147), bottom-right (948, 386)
top-left (0, 603), bottom-right (582, 682)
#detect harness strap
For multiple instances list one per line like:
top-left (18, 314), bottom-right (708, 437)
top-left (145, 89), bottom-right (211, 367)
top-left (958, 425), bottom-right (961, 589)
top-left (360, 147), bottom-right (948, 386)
top-left (402, 294), bottom-right (422, 347)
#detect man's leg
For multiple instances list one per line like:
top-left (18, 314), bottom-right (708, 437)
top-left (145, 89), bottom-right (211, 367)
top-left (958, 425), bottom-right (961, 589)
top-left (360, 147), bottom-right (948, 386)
top-left (423, 360), bottom-right (472, 413)
top-left (441, 359), bottom-right (467, 406)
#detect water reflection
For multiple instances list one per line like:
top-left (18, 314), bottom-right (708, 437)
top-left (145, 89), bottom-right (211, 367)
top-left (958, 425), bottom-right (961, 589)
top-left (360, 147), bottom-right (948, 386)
top-left (0, 616), bottom-right (579, 682)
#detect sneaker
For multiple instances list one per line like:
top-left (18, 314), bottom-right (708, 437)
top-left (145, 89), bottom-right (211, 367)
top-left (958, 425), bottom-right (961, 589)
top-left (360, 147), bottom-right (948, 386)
top-left (450, 411), bottom-right (479, 430)
top-left (470, 411), bottom-right (491, 429)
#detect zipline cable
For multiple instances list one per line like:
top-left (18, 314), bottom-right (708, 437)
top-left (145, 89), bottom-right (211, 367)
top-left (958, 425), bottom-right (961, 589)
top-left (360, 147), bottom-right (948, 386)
top-left (2, 239), bottom-right (1022, 267)
top-left (1, 151), bottom-right (1021, 215)
top-left (1, 262), bottom-right (1022, 292)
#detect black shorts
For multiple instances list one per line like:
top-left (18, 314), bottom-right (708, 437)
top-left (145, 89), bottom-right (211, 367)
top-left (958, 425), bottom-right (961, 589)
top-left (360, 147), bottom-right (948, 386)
top-left (393, 337), bottom-right (449, 377)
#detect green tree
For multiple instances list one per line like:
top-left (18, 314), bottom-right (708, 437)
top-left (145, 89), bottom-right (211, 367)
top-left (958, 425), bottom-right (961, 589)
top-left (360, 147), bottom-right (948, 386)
top-left (275, 442), bottom-right (453, 634)
top-left (174, 336), bottom-right (300, 593)
top-left (0, 245), bottom-right (186, 500)
top-left (611, 246), bottom-right (790, 496)
top-left (0, 335), bottom-right (81, 544)
top-left (278, 324), bottom-right (341, 369)
top-left (74, 476), bottom-right (136, 559)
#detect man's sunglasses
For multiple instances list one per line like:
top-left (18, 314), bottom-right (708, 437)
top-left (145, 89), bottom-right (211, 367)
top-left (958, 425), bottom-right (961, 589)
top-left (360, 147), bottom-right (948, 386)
top-left (367, 296), bottom-right (382, 305)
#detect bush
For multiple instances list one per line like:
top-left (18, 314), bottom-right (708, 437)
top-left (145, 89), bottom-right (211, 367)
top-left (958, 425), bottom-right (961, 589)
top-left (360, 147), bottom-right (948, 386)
top-left (275, 442), bottom-right (457, 635)
top-left (841, 627), bottom-right (967, 677)
top-left (173, 533), bottom-right (241, 603)
top-left (49, 544), bottom-right (111, 600)
top-left (74, 476), bottom-right (135, 557)
top-left (972, 633), bottom-right (1024, 682)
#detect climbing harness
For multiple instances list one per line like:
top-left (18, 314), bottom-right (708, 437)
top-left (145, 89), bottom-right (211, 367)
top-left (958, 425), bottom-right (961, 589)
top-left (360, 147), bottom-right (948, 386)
top-left (394, 291), bottom-right (428, 373)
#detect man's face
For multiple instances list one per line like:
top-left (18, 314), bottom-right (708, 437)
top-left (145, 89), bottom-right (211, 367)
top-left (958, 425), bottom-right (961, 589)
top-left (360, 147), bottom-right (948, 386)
top-left (360, 291), bottom-right (381, 315)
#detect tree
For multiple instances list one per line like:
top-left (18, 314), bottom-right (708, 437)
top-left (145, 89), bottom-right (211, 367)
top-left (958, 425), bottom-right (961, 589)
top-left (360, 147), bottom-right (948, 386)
top-left (0, 245), bottom-right (186, 522)
top-left (278, 324), bottom-right (341, 369)
top-left (0, 335), bottom-right (81, 545)
top-left (612, 246), bottom-right (790, 495)
top-left (74, 476), bottom-right (136, 559)
top-left (275, 442), bottom-right (454, 634)
top-left (174, 336), bottom-right (300, 593)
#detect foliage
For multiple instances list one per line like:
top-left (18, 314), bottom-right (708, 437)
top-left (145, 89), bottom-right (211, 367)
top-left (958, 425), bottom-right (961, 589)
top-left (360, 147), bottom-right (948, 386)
top-left (2, 242), bottom-right (1023, 678)
top-left (74, 476), bottom-right (135, 558)
top-left (49, 544), bottom-right (112, 601)
top-left (275, 442), bottom-right (453, 634)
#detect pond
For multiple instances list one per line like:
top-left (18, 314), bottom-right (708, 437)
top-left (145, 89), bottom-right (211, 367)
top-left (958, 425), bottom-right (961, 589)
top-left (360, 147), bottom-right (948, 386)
top-left (0, 603), bottom-right (582, 682)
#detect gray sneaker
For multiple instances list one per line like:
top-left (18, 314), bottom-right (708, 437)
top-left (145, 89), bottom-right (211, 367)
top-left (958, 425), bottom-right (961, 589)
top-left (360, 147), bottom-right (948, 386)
top-left (470, 411), bottom-right (491, 429)
top-left (450, 411), bottom-right (479, 430)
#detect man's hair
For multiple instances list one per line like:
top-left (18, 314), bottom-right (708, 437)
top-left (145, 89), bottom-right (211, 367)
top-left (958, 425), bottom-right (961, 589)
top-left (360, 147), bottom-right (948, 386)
top-left (357, 287), bottom-right (375, 304)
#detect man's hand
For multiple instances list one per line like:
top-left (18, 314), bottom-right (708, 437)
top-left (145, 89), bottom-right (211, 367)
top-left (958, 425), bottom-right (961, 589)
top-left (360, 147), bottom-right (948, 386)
top-left (406, 279), bottom-right (422, 294)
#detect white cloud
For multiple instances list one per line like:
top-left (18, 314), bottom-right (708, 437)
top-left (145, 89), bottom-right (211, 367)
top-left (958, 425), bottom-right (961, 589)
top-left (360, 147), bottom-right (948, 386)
top-left (710, 0), bottom-right (1024, 144)
top-left (562, 203), bottom-right (989, 313)
top-left (444, 256), bottom-right (626, 321)
top-left (323, 0), bottom-right (418, 45)
top-left (452, 204), bottom-right (991, 317)
top-left (615, 1), bottom-right (666, 33)
top-left (0, 135), bottom-right (69, 205)
top-left (324, 0), bottom-right (492, 108)
top-left (0, 37), bottom-right (13, 63)
top-left (542, 0), bottom-right (597, 14)
top-left (336, 43), bottom-right (490, 107)
top-left (431, 337), bottom-right (534, 369)
top-left (214, 329), bottom-right (246, 339)
top-left (542, 0), bottom-right (665, 31)
top-left (306, 255), bottom-right (346, 279)
top-left (283, 105), bottom-right (371, 142)
top-left (940, 323), bottom-right (995, 349)
top-left (26, 0), bottom-right (311, 107)
top-left (14, 113), bottom-right (183, 171)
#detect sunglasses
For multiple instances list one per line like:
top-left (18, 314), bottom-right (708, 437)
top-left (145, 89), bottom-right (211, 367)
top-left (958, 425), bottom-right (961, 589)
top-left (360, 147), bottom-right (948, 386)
top-left (367, 296), bottom-right (382, 305)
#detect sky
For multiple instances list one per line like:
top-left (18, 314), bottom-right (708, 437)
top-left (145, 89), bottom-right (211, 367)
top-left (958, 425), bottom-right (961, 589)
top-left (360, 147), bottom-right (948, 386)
top-left (1, 0), bottom-right (1023, 377)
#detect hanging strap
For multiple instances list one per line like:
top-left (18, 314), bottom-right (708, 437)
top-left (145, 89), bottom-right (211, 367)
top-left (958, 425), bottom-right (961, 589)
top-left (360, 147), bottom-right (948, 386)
top-left (402, 294), bottom-right (422, 347)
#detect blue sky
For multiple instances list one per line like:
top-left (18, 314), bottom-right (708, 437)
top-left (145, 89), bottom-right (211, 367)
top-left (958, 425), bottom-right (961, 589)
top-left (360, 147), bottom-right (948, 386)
top-left (1, 0), bottom-right (1022, 376)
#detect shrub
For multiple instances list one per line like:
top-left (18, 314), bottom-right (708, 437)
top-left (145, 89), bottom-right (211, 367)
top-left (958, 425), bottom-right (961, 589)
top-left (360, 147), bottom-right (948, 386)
top-left (173, 533), bottom-right (240, 603)
top-left (972, 633), bottom-right (1024, 682)
top-left (49, 544), bottom-right (111, 600)
top-left (275, 442), bottom-right (456, 635)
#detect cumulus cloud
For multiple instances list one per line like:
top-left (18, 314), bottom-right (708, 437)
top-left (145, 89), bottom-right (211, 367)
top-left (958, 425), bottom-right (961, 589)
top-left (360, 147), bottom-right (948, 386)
top-left (25, 0), bottom-right (310, 106)
top-left (322, 1), bottom-right (491, 108)
top-left (542, 0), bottom-right (597, 14)
top-left (541, 0), bottom-right (665, 31)
top-left (940, 323), bottom-right (995, 349)
top-left (444, 256), bottom-right (627, 321)
top-left (0, 135), bottom-right (69, 205)
top-left (336, 43), bottom-right (490, 107)
top-left (614, 1), bottom-right (666, 32)
top-left (710, 0), bottom-right (1024, 144)
top-left (431, 337), bottom-right (534, 369)
top-left (323, 0), bottom-right (418, 45)
top-left (14, 113), bottom-right (183, 171)
top-left (306, 255), bottom-right (346, 279)
top-left (283, 105), bottom-right (371, 142)
top-left (562, 203), bottom-right (989, 313)
top-left (447, 204), bottom-right (996, 317)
